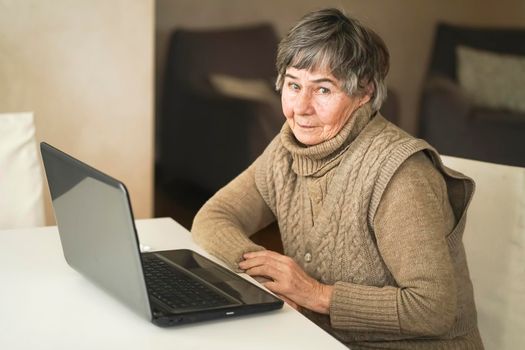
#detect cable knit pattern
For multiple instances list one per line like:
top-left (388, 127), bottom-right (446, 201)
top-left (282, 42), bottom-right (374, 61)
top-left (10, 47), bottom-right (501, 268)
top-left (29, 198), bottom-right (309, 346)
top-left (192, 103), bottom-right (483, 349)
top-left (253, 105), bottom-right (482, 348)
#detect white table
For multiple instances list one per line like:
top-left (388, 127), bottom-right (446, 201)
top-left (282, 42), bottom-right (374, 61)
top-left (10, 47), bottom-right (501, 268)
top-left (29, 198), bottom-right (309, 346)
top-left (0, 218), bottom-right (346, 350)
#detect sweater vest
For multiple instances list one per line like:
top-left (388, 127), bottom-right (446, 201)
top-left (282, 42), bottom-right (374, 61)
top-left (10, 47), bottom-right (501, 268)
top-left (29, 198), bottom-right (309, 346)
top-left (255, 115), bottom-right (475, 289)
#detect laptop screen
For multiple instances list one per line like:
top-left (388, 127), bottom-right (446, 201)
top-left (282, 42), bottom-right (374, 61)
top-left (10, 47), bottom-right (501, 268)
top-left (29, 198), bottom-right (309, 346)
top-left (41, 143), bottom-right (152, 319)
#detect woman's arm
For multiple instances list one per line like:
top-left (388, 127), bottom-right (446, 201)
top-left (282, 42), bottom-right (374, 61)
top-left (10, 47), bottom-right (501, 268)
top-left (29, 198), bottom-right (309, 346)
top-left (329, 152), bottom-right (457, 336)
top-left (191, 160), bottom-right (276, 271)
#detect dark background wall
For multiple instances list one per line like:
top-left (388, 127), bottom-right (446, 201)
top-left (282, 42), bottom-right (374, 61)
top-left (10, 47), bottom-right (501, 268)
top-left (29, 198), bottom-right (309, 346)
top-left (156, 0), bottom-right (525, 134)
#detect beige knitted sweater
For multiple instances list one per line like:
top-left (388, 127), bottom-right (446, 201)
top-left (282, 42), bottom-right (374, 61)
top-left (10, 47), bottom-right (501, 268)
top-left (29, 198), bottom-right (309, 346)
top-left (192, 104), bottom-right (483, 349)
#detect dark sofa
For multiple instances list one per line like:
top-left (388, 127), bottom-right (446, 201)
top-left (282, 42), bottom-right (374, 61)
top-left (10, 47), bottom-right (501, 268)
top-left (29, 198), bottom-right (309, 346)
top-left (418, 23), bottom-right (525, 167)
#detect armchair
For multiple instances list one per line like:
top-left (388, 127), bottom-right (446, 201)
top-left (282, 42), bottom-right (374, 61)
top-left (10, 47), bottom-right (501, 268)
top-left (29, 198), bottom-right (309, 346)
top-left (0, 112), bottom-right (45, 229)
top-left (441, 156), bottom-right (525, 349)
top-left (419, 23), bottom-right (525, 167)
top-left (157, 24), bottom-right (282, 194)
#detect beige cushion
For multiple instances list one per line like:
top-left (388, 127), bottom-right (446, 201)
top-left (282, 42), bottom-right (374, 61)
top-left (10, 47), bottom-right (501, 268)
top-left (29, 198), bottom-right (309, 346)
top-left (441, 155), bottom-right (525, 349)
top-left (0, 112), bottom-right (45, 229)
top-left (457, 45), bottom-right (525, 113)
top-left (209, 74), bottom-right (281, 110)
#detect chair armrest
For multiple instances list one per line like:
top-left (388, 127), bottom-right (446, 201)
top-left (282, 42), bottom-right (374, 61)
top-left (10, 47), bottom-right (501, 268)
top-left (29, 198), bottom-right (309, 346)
top-left (419, 76), bottom-right (473, 134)
top-left (183, 95), bottom-right (282, 192)
top-left (421, 76), bottom-right (525, 127)
top-left (158, 86), bottom-right (283, 193)
top-left (418, 76), bottom-right (476, 155)
top-left (473, 107), bottom-right (525, 125)
top-left (422, 76), bottom-right (472, 116)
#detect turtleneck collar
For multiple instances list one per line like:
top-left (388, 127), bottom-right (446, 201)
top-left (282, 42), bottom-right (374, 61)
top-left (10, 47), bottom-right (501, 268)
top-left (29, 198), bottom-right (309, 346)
top-left (280, 103), bottom-right (374, 176)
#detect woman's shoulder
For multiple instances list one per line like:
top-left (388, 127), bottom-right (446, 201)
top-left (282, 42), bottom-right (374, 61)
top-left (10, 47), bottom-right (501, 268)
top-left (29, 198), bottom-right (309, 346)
top-left (397, 151), bottom-right (442, 178)
top-left (359, 115), bottom-right (427, 159)
top-left (372, 150), bottom-right (454, 229)
top-left (390, 151), bottom-right (447, 195)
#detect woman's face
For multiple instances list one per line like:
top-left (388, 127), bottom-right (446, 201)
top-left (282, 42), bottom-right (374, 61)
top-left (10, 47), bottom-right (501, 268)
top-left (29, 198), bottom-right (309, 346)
top-left (281, 67), bottom-right (370, 146)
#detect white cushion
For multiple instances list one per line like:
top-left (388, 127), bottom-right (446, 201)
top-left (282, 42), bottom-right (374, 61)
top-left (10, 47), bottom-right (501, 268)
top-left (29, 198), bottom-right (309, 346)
top-left (457, 45), bottom-right (525, 114)
top-left (0, 112), bottom-right (45, 229)
top-left (441, 155), bottom-right (525, 349)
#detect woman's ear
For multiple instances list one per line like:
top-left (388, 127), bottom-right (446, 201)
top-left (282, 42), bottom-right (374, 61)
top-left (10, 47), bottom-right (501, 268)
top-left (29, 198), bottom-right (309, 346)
top-left (358, 83), bottom-right (374, 107)
top-left (359, 94), bottom-right (371, 107)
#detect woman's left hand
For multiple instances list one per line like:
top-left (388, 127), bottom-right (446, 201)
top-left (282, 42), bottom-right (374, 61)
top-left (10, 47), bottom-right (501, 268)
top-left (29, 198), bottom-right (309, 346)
top-left (239, 250), bottom-right (333, 314)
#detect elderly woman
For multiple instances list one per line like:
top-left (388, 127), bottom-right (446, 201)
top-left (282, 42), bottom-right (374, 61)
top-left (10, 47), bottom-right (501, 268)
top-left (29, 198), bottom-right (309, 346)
top-left (192, 8), bottom-right (483, 349)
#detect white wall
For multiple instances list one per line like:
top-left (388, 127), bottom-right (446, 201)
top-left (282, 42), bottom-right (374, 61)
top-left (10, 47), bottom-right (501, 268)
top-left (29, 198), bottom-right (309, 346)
top-left (0, 0), bottom-right (154, 223)
top-left (156, 0), bottom-right (525, 134)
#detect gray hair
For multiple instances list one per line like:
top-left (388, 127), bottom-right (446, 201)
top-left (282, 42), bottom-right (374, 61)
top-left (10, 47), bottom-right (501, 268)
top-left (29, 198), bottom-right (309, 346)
top-left (275, 8), bottom-right (389, 112)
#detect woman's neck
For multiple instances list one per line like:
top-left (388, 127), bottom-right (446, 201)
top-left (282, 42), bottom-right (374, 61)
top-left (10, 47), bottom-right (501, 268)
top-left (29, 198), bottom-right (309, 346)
top-left (280, 103), bottom-right (373, 176)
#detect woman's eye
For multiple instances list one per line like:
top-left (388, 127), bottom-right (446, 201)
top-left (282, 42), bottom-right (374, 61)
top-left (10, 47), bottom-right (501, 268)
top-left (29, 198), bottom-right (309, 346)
top-left (288, 82), bottom-right (300, 91)
top-left (318, 87), bottom-right (331, 94)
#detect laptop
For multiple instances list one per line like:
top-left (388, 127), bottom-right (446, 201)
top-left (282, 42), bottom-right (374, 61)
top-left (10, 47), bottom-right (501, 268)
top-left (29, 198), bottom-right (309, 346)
top-left (40, 142), bottom-right (283, 327)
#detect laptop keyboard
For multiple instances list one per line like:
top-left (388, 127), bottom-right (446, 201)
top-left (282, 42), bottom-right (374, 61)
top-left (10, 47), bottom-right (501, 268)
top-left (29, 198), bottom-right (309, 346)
top-left (142, 255), bottom-right (233, 310)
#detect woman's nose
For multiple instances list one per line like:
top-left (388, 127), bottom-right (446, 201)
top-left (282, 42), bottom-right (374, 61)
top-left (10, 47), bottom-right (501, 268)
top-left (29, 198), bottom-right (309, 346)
top-left (294, 90), bottom-right (314, 115)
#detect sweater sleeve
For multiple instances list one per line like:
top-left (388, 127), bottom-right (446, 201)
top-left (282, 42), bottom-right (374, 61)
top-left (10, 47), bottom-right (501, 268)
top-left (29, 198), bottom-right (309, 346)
top-left (191, 159), bottom-right (276, 271)
top-left (329, 152), bottom-right (457, 337)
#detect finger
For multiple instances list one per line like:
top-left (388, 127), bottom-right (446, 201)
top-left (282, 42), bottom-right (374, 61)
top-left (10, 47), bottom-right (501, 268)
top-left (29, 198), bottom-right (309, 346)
top-left (261, 266), bottom-right (319, 306)
top-left (262, 278), bottom-right (301, 299)
top-left (253, 275), bottom-right (273, 284)
top-left (238, 255), bottom-right (266, 270)
top-left (261, 280), bottom-right (284, 295)
top-left (239, 254), bottom-right (285, 271)
top-left (277, 294), bottom-right (300, 311)
top-left (243, 250), bottom-right (289, 262)
top-left (244, 264), bottom-right (283, 281)
top-left (246, 251), bottom-right (299, 273)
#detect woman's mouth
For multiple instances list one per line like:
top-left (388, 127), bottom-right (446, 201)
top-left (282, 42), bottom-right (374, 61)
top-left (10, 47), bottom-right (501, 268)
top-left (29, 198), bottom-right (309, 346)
top-left (297, 122), bottom-right (317, 129)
